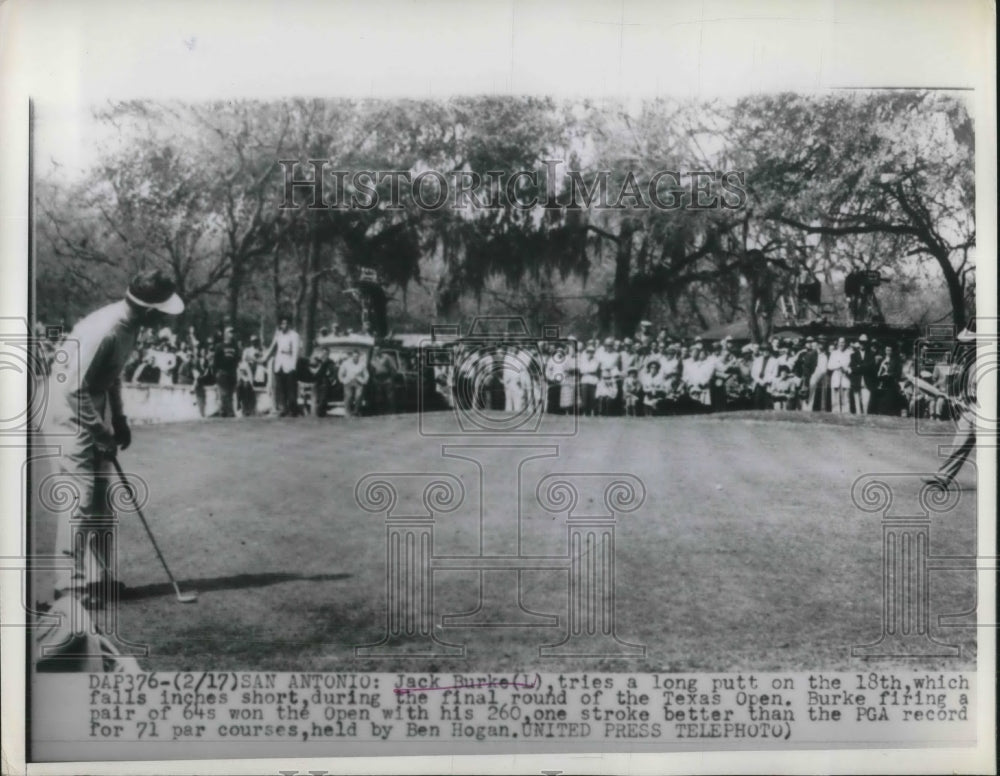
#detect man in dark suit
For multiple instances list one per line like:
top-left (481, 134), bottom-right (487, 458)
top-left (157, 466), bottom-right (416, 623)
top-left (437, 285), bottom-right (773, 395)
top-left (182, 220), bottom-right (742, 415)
top-left (213, 326), bottom-right (240, 418)
top-left (850, 333), bottom-right (877, 414)
top-left (795, 337), bottom-right (818, 410)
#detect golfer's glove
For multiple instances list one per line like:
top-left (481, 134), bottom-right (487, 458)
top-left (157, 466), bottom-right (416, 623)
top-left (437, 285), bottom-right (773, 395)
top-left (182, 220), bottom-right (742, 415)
top-left (112, 415), bottom-right (131, 451)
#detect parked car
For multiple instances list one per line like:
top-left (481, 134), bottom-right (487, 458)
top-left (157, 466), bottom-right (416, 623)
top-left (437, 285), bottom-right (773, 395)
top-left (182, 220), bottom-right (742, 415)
top-left (304, 332), bottom-right (447, 416)
top-left (376, 334), bottom-right (448, 413)
top-left (308, 333), bottom-right (376, 415)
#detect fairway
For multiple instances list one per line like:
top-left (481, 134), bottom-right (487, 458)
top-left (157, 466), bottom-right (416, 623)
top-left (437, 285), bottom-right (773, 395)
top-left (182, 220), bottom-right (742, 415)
top-left (31, 411), bottom-right (977, 673)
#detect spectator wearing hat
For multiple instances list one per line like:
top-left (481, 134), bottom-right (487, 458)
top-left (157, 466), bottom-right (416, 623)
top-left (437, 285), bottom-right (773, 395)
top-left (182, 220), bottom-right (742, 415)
top-left (44, 269), bottom-right (184, 613)
top-left (370, 346), bottom-right (399, 415)
top-left (872, 343), bottom-right (903, 415)
top-left (794, 337), bottom-right (818, 410)
top-left (237, 343), bottom-right (258, 417)
top-left (173, 341), bottom-right (195, 385)
top-left (771, 364), bottom-right (801, 410)
top-left (596, 337), bottom-right (622, 412)
top-left (309, 346), bottom-right (336, 417)
top-left (595, 366), bottom-right (619, 416)
top-left (559, 341), bottom-right (581, 414)
top-left (133, 352), bottom-right (162, 384)
top-left (194, 346), bottom-right (216, 416)
top-left (578, 343), bottom-right (600, 416)
top-left (687, 345), bottom-right (714, 409)
top-left (622, 366), bottom-right (642, 417)
top-left (808, 337), bottom-right (830, 411)
top-left (827, 336), bottom-right (852, 414)
top-left (662, 343), bottom-right (683, 386)
top-left (850, 333), bottom-right (877, 414)
top-left (263, 315), bottom-right (301, 417)
top-left (620, 340), bottom-right (640, 383)
top-left (544, 345), bottom-right (565, 414)
top-left (640, 360), bottom-right (667, 415)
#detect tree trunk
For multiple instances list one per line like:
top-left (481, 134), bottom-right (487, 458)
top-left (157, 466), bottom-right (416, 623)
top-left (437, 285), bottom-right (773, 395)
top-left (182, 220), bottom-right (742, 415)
top-left (227, 259), bottom-right (241, 328)
top-left (272, 245), bottom-right (281, 325)
top-left (934, 248), bottom-right (967, 330)
top-left (611, 221), bottom-right (636, 337)
top-left (302, 218), bottom-right (321, 354)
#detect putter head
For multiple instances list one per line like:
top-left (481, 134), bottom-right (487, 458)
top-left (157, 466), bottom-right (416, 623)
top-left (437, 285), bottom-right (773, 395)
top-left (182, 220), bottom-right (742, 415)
top-left (176, 591), bottom-right (198, 603)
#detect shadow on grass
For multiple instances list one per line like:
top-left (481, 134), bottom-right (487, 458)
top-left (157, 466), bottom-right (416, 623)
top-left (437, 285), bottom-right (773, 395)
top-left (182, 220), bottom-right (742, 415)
top-left (706, 409), bottom-right (959, 430)
top-left (122, 572), bottom-right (352, 601)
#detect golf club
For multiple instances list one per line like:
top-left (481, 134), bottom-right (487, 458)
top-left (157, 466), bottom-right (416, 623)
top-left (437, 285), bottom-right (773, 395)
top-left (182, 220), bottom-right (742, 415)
top-left (110, 456), bottom-right (198, 604)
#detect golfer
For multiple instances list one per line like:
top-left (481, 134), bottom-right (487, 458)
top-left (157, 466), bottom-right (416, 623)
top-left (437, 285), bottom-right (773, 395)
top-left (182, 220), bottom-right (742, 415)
top-left (46, 269), bottom-right (184, 607)
top-left (925, 323), bottom-right (978, 490)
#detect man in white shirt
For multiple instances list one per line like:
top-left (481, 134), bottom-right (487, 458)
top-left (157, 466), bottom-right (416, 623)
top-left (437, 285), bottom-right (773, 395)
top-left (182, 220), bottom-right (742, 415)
top-left (45, 270), bottom-right (184, 615)
top-left (338, 349), bottom-right (370, 417)
top-left (544, 345), bottom-right (566, 413)
top-left (578, 343), bottom-right (600, 416)
top-left (749, 344), bottom-right (770, 409)
top-left (762, 346), bottom-right (781, 405)
top-left (501, 345), bottom-right (526, 412)
top-left (640, 360), bottom-right (667, 414)
top-left (596, 337), bottom-right (621, 373)
top-left (263, 316), bottom-right (301, 417)
top-left (827, 336), bottom-right (852, 413)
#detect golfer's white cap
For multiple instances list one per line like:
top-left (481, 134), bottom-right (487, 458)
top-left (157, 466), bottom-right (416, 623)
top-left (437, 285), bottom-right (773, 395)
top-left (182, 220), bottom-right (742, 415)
top-left (126, 269), bottom-right (185, 315)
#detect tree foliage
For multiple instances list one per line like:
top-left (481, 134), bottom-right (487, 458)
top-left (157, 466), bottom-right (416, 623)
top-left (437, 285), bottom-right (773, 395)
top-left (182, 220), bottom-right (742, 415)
top-left (36, 92), bottom-right (975, 342)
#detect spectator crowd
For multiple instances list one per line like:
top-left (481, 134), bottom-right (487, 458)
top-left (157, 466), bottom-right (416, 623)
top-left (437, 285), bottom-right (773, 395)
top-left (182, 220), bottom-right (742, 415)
top-left (445, 321), bottom-right (957, 420)
top-left (32, 317), bottom-right (955, 422)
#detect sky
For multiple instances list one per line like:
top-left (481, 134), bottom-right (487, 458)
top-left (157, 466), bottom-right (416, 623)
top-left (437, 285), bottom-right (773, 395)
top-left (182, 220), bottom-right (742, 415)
top-left (5, 0), bottom-right (990, 178)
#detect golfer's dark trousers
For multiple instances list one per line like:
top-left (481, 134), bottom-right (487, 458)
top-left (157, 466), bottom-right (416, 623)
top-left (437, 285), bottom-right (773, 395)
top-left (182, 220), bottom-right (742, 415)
top-left (938, 410), bottom-right (975, 482)
top-left (580, 383), bottom-right (597, 416)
